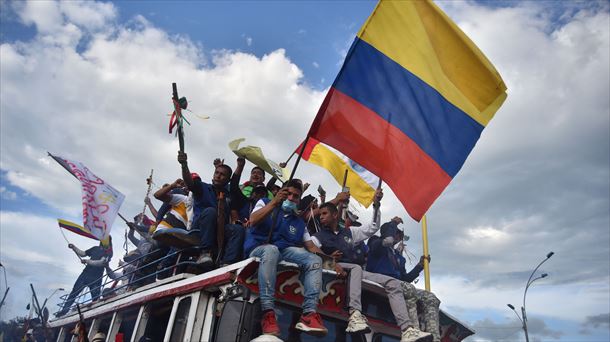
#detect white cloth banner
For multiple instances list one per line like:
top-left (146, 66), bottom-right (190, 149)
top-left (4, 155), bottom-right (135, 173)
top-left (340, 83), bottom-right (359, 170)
top-left (51, 154), bottom-right (125, 241)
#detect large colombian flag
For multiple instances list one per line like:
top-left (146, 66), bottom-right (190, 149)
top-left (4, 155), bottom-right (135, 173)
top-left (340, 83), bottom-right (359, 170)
top-left (308, 0), bottom-right (507, 221)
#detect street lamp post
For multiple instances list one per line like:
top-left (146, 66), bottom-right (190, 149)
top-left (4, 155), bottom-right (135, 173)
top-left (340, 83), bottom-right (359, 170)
top-left (41, 288), bottom-right (65, 312)
top-left (507, 251), bottom-right (554, 342)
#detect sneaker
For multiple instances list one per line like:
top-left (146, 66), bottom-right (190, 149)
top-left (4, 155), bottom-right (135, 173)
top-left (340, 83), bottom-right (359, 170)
top-left (295, 312), bottom-right (328, 337)
top-left (346, 310), bottom-right (370, 333)
top-left (195, 252), bottom-right (213, 269)
top-left (401, 327), bottom-right (433, 342)
top-left (261, 310), bottom-right (280, 336)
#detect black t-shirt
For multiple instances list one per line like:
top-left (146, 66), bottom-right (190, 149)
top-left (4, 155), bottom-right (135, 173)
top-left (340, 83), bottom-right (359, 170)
top-left (82, 245), bottom-right (112, 275)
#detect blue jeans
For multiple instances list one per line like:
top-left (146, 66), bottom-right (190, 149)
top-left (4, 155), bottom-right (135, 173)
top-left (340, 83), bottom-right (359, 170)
top-left (193, 207), bottom-right (245, 263)
top-left (249, 245), bottom-right (322, 313)
top-left (61, 270), bottom-right (102, 312)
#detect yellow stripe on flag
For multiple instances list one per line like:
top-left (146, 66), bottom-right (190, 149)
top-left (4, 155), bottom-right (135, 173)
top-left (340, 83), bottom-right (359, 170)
top-left (357, 0), bottom-right (507, 126)
top-left (308, 143), bottom-right (377, 207)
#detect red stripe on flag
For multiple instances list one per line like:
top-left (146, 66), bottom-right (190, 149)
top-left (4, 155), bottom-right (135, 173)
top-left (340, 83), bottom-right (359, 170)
top-left (295, 137), bottom-right (320, 161)
top-left (310, 88), bottom-right (452, 220)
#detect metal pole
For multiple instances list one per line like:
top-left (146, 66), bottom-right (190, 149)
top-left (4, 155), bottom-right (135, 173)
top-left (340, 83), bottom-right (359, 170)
top-left (521, 252), bottom-right (553, 342)
top-left (521, 306), bottom-right (529, 342)
top-left (0, 287), bottom-right (9, 309)
top-left (421, 215), bottom-right (431, 291)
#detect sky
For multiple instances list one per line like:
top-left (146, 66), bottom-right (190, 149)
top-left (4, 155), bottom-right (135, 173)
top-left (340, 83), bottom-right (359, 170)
top-left (0, 0), bottom-right (609, 341)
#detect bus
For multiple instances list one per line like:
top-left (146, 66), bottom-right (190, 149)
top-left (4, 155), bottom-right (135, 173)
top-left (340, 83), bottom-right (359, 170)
top-left (47, 245), bottom-right (474, 342)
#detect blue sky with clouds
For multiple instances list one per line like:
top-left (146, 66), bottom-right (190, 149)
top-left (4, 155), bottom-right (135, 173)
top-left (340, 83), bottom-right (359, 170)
top-left (1, 1), bottom-right (609, 341)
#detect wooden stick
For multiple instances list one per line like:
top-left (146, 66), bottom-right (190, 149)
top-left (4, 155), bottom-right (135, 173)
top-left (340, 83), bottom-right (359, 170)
top-left (421, 215), bottom-right (431, 291)
top-left (372, 178), bottom-right (383, 223)
top-left (266, 136), bottom-right (312, 244)
top-left (139, 169), bottom-right (154, 224)
top-left (172, 83), bottom-right (185, 153)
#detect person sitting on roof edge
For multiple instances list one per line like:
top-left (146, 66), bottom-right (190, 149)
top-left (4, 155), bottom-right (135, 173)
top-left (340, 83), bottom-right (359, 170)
top-left (367, 219), bottom-right (440, 342)
top-left (178, 151), bottom-right (245, 269)
top-left (57, 236), bottom-right (113, 316)
top-left (369, 219), bottom-right (442, 342)
top-left (244, 179), bottom-right (329, 337)
top-left (311, 191), bottom-right (432, 342)
top-left (153, 178), bottom-right (194, 278)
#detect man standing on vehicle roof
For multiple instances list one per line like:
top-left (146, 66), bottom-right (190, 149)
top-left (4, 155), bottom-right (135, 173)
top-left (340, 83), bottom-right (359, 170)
top-left (178, 151), bottom-right (245, 268)
top-left (57, 237), bottom-right (113, 316)
top-left (312, 197), bottom-right (433, 342)
top-left (244, 179), bottom-right (328, 337)
top-left (367, 219), bottom-right (441, 342)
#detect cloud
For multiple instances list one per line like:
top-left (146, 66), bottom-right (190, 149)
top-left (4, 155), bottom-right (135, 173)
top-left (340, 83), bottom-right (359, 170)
top-left (0, 186), bottom-right (17, 200)
top-left (0, 0), bottom-right (324, 318)
top-left (469, 318), bottom-right (522, 341)
top-left (469, 316), bottom-right (563, 342)
top-left (582, 313), bottom-right (610, 329)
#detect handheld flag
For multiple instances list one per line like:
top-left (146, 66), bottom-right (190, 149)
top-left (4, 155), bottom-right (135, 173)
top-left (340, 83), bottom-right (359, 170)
top-left (169, 83), bottom-right (188, 153)
top-left (229, 138), bottom-right (290, 182)
top-left (49, 153), bottom-right (125, 241)
top-left (297, 137), bottom-right (379, 207)
top-left (307, 0), bottom-right (507, 221)
top-left (57, 219), bottom-right (97, 240)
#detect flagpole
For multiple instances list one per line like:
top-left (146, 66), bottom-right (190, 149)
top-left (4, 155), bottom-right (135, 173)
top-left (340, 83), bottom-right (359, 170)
top-left (266, 135), bottom-right (311, 244)
top-left (117, 213), bottom-right (129, 223)
top-left (139, 169), bottom-right (154, 224)
top-left (284, 151), bottom-right (297, 165)
top-left (58, 227), bottom-right (83, 262)
top-left (340, 169), bottom-right (349, 221)
top-left (373, 179), bottom-right (382, 223)
top-left (289, 136), bottom-right (311, 181)
top-left (421, 214), bottom-right (431, 291)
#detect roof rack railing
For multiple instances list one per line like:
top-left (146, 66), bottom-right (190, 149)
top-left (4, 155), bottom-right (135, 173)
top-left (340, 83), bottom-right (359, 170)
top-left (55, 245), bottom-right (203, 316)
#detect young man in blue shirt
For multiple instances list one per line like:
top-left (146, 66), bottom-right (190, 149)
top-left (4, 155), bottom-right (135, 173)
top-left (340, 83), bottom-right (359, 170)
top-left (312, 199), bottom-right (432, 342)
top-left (367, 220), bottom-right (440, 342)
top-left (178, 151), bottom-right (245, 268)
top-left (244, 179), bottom-right (328, 337)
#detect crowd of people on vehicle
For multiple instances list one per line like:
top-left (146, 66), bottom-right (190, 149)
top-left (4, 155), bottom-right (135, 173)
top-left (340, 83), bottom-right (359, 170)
top-left (57, 151), bottom-right (442, 342)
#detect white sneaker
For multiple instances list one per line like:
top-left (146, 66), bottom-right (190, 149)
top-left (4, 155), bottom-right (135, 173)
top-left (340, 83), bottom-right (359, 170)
top-left (345, 310), bottom-right (370, 333)
top-left (401, 327), bottom-right (433, 342)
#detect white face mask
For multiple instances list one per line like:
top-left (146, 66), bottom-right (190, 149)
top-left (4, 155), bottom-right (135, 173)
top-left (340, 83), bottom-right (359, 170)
top-left (394, 241), bottom-right (404, 253)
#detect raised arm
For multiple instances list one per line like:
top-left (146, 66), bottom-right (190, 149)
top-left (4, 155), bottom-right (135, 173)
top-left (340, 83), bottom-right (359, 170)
top-left (154, 179), bottom-right (184, 203)
top-left (178, 151), bottom-right (202, 197)
top-left (402, 256), bottom-right (428, 283)
top-left (230, 158), bottom-right (248, 208)
top-left (144, 197), bottom-right (158, 218)
top-left (69, 244), bottom-right (86, 258)
top-left (127, 224), bottom-right (141, 246)
top-left (351, 188), bottom-right (384, 243)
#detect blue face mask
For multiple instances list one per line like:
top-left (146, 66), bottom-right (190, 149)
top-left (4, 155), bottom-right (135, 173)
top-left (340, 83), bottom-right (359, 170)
top-left (281, 200), bottom-right (298, 213)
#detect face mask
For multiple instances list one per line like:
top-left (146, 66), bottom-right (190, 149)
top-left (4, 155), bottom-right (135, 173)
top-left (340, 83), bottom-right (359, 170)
top-left (281, 200), bottom-right (298, 213)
